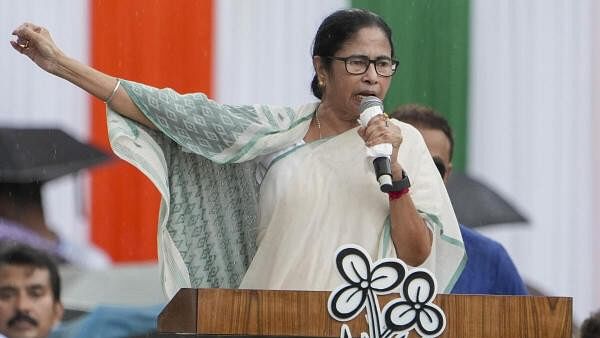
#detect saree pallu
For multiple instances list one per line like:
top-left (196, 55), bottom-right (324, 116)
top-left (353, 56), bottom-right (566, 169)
top-left (106, 80), bottom-right (466, 298)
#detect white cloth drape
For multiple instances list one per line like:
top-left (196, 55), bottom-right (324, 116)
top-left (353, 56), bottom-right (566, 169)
top-left (469, 0), bottom-right (599, 322)
top-left (240, 120), bottom-right (465, 292)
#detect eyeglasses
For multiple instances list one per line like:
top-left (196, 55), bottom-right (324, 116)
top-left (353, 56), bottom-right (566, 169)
top-left (328, 55), bottom-right (399, 77)
top-left (432, 156), bottom-right (447, 178)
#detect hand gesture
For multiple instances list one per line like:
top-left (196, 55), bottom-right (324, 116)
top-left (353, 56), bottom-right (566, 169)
top-left (358, 114), bottom-right (405, 178)
top-left (11, 23), bottom-right (65, 74)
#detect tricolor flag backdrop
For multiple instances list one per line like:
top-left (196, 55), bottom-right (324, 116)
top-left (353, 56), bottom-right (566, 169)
top-left (1, 0), bottom-right (598, 324)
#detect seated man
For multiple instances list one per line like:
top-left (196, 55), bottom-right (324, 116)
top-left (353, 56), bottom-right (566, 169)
top-left (0, 245), bottom-right (64, 338)
top-left (393, 104), bottom-right (528, 295)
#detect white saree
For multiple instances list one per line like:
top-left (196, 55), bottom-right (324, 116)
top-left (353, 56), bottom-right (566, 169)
top-left (241, 120), bottom-right (465, 291)
top-left (106, 80), bottom-right (466, 299)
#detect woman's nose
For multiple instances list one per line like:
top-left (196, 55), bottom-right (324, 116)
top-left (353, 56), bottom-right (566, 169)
top-left (362, 63), bottom-right (379, 83)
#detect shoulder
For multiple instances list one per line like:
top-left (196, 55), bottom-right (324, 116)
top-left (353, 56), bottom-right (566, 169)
top-left (459, 225), bottom-right (508, 260)
top-left (459, 225), bottom-right (528, 294)
top-left (460, 225), bottom-right (501, 247)
top-left (296, 102), bottom-right (320, 115)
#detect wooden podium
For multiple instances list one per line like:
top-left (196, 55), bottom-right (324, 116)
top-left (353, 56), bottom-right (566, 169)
top-left (158, 288), bottom-right (572, 337)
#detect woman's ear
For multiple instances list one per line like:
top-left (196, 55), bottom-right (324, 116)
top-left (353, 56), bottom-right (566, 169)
top-left (313, 56), bottom-right (327, 84)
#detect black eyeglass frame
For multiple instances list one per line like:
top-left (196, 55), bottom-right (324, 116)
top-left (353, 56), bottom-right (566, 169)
top-left (432, 156), bottom-right (447, 178)
top-left (327, 55), bottom-right (399, 77)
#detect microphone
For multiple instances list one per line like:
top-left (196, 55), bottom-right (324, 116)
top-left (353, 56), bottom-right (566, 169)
top-left (359, 96), bottom-right (393, 192)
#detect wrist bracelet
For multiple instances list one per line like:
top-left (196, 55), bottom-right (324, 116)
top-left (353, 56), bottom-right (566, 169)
top-left (105, 78), bottom-right (121, 104)
top-left (389, 187), bottom-right (409, 201)
top-left (388, 170), bottom-right (411, 192)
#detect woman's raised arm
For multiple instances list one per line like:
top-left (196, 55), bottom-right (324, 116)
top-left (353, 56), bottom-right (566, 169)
top-left (11, 22), bottom-right (155, 129)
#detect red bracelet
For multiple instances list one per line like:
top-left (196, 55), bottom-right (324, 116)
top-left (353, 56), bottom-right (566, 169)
top-left (388, 187), bottom-right (409, 201)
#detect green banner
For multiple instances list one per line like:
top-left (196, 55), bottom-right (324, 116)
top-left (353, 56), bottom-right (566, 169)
top-left (352, 0), bottom-right (469, 170)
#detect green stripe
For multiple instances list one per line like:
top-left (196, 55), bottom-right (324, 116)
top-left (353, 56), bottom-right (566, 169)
top-left (380, 211), bottom-right (466, 293)
top-left (226, 112), bottom-right (314, 164)
top-left (351, 0), bottom-right (470, 170)
top-left (381, 216), bottom-right (392, 257)
top-left (444, 249), bottom-right (468, 293)
top-left (419, 210), bottom-right (467, 293)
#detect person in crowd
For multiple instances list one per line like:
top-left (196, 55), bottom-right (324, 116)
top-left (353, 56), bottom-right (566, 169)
top-left (392, 103), bottom-right (528, 294)
top-left (0, 245), bottom-right (160, 338)
top-left (0, 128), bottom-right (111, 269)
top-left (580, 309), bottom-right (600, 338)
top-left (48, 303), bottom-right (162, 338)
top-left (10, 9), bottom-right (465, 297)
top-left (0, 182), bottom-right (110, 270)
top-left (0, 245), bottom-right (64, 338)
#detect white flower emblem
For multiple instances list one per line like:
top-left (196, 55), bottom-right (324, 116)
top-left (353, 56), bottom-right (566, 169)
top-left (328, 244), bottom-right (446, 338)
top-left (382, 270), bottom-right (446, 337)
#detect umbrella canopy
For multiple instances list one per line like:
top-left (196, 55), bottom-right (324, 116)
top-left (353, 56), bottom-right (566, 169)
top-left (446, 172), bottom-right (528, 228)
top-left (0, 128), bottom-right (112, 266)
top-left (0, 127), bottom-right (111, 183)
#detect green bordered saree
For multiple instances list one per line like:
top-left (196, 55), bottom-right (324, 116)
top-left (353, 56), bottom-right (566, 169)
top-left (106, 80), bottom-right (466, 298)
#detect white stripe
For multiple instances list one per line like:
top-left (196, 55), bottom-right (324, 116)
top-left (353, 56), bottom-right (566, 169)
top-left (0, 1), bottom-right (93, 258)
top-left (592, 0), bottom-right (600, 315)
top-left (214, 0), bottom-right (349, 106)
top-left (469, 0), bottom-right (597, 323)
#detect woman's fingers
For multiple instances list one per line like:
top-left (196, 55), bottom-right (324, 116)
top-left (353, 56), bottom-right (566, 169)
top-left (12, 25), bottom-right (33, 50)
top-left (364, 117), bottom-right (403, 147)
top-left (357, 126), bottom-right (367, 139)
top-left (9, 40), bottom-right (27, 54)
top-left (13, 23), bottom-right (33, 39)
top-left (10, 22), bottom-right (63, 72)
top-left (363, 114), bottom-right (388, 136)
top-left (12, 23), bottom-right (47, 48)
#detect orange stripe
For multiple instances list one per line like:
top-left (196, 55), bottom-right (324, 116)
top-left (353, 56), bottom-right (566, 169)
top-left (89, 0), bottom-right (213, 262)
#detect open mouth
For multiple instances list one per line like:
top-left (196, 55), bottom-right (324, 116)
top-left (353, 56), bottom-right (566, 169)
top-left (355, 92), bottom-right (378, 103)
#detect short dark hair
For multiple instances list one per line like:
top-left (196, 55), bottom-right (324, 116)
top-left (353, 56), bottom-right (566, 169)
top-left (0, 182), bottom-right (43, 206)
top-left (0, 245), bottom-right (61, 302)
top-left (391, 103), bottom-right (455, 161)
top-left (311, 8), bottom-right (395, 99)
top-left (581, 310), bottom-right (600, 338)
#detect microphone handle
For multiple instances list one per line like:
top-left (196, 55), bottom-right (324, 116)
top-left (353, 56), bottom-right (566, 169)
top-left (373, 157), bottom-right (393, 192)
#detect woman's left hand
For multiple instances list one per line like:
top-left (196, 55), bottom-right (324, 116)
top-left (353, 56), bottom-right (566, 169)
top-left (357, 114), bottom-right (404, 178)
top-left (11, 23), bottom-right (65, 75)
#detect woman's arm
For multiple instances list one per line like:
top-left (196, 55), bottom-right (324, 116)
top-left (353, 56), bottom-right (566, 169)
top-left (387, 162), bottom-right (432, 266)
top-left (10, 23), bottom-right (155, 129)
top-left (358, 116), bottom-right (432, 266)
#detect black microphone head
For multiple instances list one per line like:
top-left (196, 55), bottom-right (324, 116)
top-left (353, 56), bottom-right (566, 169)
top-left (359, 96), bottom-right (383, 113)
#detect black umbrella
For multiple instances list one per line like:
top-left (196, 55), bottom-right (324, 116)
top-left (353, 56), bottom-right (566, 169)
top-left (0, 128), bottom-right (112, 265)
top-left (446, 172), bottom-right (528, 228)
top-left (0, 127), bottom-right (111, 183)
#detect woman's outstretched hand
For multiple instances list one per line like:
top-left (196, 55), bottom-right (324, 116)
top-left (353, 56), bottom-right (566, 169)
top-left (10, 23), bottom-right (169, 130)
top-left (11, 23), bottom-right (64, 74)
